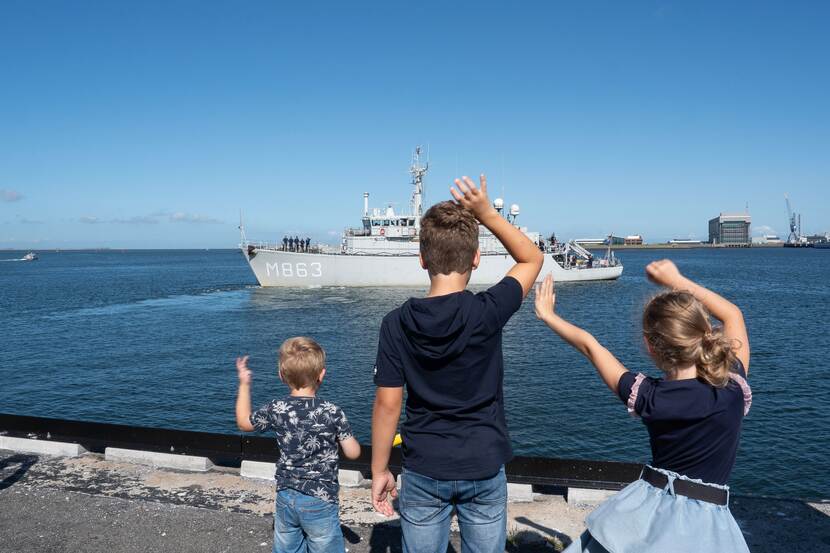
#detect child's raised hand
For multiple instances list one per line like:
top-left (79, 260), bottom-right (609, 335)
top-left (646, 259), bottom-right (684, 289)
top-left (236, 355), bottom-right (252, 385)
top-left (534, 273), bottom-right (556, 321)
top-left (450, 174), bottom-right (494, 220)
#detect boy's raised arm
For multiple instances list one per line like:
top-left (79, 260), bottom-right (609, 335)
top-left (450, 175), bottom-right (543, 297)
top-left (235, 356), bottom-right (255, 432)
top-left (646, 260), bottom-right (750, 373)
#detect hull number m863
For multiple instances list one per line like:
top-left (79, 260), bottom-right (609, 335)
top-left (265, 262), bottom-right (323, 278)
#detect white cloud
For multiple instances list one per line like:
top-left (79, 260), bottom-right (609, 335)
top-left (169, 212), bottom-right (223, 224)
top-left (77, 212), bottom-right (223, 225)
top-left (1, 189), bottom-right (23, 202)
top-left (112, 215), bottom-right (159, 225)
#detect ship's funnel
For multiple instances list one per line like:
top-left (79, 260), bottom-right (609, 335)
top-left (363, 192), bottom-right (369, 217)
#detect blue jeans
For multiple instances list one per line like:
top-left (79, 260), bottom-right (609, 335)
top-left (273, 489), bottom-right (345, 553)
top-left (399, 466), bottom-right (507, 553)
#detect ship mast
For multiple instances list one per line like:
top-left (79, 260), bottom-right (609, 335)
top-left (410, 146), bottom-right (429, 226)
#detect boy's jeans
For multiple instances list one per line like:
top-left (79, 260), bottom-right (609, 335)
top-left (274, 488), bottom-right (344, 553)
top-left (399, 466), bottom-right (507, 553)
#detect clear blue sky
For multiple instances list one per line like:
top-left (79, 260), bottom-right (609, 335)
top-left (1, 1), bottom-right (827, 248)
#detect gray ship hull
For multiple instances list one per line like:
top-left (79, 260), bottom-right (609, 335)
top-left (244, 248), bottom-right (623, 287)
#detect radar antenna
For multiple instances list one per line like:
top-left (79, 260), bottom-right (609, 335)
top-left (238, 209), bottom-right (247, 245)
top-left (410, 146), bottom-right (429, 222)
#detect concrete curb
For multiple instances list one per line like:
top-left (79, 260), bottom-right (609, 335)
top-left (239, 462), bottom-right (365, 488)
top-left (338, 469), bottom-right (365, 487)
top-left (507, 483), bottom-right (534, 502)
top-left (0, 436), bottom-right (86, 458)
top-left (567, 487), bottom-right (616, 505)
top-left (104, 447), bottom-right (213, 472)
top-left (240, 460), bottom-right (275, 480)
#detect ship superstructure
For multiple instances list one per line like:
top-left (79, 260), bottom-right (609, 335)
top-left (241, 147), bottom-right (623, 287)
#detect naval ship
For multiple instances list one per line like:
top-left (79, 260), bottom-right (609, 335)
top-left (240, 148), bottom-right (623, 287)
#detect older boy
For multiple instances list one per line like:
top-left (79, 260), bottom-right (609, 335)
top-left (371, 175), bottom-right (544, 553)
top-left (236, 337), bottom-right (361, 553)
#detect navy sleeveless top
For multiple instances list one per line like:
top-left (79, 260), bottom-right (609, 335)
top-left (617, 360), bottom-right (752, 485)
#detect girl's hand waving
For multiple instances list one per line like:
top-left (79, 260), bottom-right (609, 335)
top-left (646, 259), bottom-right (685, 289)
top-left (534, 273), bottom-right (556, 321)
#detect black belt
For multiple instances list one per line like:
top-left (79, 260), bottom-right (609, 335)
top-left (641, 466), bottom-right (728, 506)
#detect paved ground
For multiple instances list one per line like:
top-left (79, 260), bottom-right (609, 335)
top-left (1, 450), bottom-right (828, 552)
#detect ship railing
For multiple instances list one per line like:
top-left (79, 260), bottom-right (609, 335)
top-left (244, 241), bottom-right (327, 254)
top-left (245, 241), bottom-right (281, 251)
top-left (341, 250), bottom-right (420, 256)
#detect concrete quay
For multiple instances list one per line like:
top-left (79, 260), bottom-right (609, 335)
top-left (2, 449), bottom-right (829, 552)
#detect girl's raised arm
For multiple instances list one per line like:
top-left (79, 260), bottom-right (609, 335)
top-left (646, 260), bottom-right (750, 374)
top-left (534, 274), bottom-right (629, 393)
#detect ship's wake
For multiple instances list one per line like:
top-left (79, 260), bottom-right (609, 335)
top-left (45, 286), bottom-right (259, 319)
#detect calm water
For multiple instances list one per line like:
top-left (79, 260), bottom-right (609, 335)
top-left (1, 248), bottom-right (828, 498)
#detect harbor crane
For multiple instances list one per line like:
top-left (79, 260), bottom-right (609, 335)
top-left (785, 195), bottom-right (806, 246)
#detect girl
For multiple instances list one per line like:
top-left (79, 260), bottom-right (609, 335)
top-left (534, 259), bottom-right (751, 553)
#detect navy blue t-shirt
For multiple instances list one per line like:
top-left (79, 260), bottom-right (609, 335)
top-left (374, 276), bottom-right (524, 480)
top-left (618, 360), bottom-right (752, 485)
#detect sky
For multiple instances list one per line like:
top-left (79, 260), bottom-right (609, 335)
top-left (1, 1), bottom-right (828, 248)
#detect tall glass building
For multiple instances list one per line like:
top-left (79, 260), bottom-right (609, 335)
top-left (709, 213), bottom-right (751, 246)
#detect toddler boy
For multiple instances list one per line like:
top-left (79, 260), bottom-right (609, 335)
top-left (236, 337), bottom-right (361, 553)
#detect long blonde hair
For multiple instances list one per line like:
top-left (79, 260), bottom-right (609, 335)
top-left (642, 291), bottom-right (736, 387)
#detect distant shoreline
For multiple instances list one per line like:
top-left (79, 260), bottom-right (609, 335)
top-left (584, 243), bottom-right (785, 250)
top-left (0, 248), bottom-right (241, 253)
top-left (1, 244), bottom-right (794, 253)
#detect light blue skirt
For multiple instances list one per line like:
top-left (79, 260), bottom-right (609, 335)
top-left (564, 466), bottom-right (749, 553)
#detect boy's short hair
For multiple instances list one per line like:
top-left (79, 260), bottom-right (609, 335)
top-left (420, 201), bottom-right (479, 276)
top-left (279, 337), bottom-right (326, 389)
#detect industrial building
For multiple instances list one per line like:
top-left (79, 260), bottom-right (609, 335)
top-left (624, 235), bottom-right (644, 245)
top-left (709, 213), bottom-right (751, 246)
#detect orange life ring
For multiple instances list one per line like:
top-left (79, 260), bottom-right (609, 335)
top-left (380, 228), bottom-right (385, 236)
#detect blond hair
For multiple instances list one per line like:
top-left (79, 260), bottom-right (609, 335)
top-left (642, 291), bottom-right (736, 387)
top-left (278, 337), bottom-right (325, 390)
top-left (419, 201), bottom-right (479, 276)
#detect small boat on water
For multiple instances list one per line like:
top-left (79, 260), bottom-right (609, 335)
top-left (21, 252), bottom-right (38, 261)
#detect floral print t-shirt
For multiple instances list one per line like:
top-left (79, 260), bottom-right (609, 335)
top-left (250, 396), bottom-right (354, 503)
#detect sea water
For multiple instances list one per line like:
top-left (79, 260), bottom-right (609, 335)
top-left (1, 248), bottom-right (828, 498)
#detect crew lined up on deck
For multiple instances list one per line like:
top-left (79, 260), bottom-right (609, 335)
top-left (280, 235), bottom-right (312, 253)
top-left (235, 173), bottom-right (752, 553)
